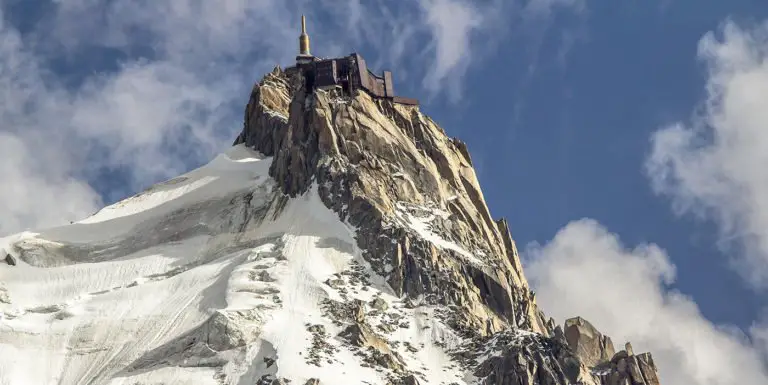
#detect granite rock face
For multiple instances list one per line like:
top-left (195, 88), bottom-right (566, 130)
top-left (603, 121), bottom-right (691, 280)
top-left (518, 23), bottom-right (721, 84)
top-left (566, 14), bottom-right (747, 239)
top-left (564, 317), bottom-right (616, 367)
top-left (234, 67), bottom-right (662, 384)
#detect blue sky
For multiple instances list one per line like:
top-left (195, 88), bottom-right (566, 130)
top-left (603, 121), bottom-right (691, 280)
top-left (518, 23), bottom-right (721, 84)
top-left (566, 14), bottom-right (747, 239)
top-left (470, 1), bottom-right (768, 326)
top-left (2, 0), bottom-right (768, 383)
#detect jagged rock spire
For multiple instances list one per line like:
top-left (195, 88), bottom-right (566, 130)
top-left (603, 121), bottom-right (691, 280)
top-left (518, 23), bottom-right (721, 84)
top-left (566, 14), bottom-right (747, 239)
top-left (232, 67), bottom-right (663, 384)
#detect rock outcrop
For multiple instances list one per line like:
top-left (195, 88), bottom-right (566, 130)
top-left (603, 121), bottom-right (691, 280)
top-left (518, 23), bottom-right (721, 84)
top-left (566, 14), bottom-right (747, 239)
top-left (233, 67), bottom-right (662, 384)
top-left (1, 249), bottom-right (14, 266)
top-left (596, 350), bottom-right (661, 385)
top-left (564, 317), bottom-right (616, 367)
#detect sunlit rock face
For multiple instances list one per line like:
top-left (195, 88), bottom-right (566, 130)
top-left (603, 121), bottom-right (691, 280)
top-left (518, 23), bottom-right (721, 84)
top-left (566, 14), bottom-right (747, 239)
top-left (0, 67), bottom-right (661, 385)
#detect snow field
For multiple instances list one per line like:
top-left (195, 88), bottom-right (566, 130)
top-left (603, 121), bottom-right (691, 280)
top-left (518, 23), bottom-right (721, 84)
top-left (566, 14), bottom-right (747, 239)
top-left (0, 145), bottom-right (482, 385)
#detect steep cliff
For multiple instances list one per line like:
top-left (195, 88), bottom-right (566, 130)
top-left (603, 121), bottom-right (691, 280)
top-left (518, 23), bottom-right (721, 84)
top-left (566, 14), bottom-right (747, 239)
top-left (232, 66), bottom-right (662, 384)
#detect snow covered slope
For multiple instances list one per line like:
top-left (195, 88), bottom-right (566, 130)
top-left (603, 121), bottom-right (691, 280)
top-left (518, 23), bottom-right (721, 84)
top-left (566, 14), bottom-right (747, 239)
top-left (0, 67), bottom-right (662, 385)
top-left (2, 145), bottom-right (271, 384)
top-left (0, 145), bottom-right (468, 384)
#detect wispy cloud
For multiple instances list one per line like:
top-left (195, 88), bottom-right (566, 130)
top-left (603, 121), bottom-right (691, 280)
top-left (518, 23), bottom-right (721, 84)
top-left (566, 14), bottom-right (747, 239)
top-left (504, 0), bottom-right (589, 141)
top-left (646, 19), bottom-right (768, 289)
top-left (525, 219), bottom-right (768, 385)
top-left (418, 0), bottom-right (484, 99)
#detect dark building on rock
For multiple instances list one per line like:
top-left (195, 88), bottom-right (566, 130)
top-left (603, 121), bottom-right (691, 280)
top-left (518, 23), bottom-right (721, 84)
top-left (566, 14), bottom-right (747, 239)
top-left (287, 16), bottom-right (419, 106)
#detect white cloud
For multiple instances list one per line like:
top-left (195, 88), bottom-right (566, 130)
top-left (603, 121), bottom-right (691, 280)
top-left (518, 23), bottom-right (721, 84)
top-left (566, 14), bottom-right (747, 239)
top-left (418, 0), bottom-right (483, 98)
top-left (646, 20), bottom-right (768, 288)
top-left (0, 132), bottom-right (102, 234)
top-left (525, 219), bottom-right (768, 385)
top-left (417, 0), bottom-right (587, 100)
top-left (68, 61), bottom-right (231, 182)
top-left (751, 315), bottom-right (768, 362)
top-left (0, 13), bottom-right (102, 234)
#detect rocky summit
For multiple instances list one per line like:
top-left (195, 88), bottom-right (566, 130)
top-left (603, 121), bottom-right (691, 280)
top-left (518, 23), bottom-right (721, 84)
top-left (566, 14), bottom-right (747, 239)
top-left (0, 66), bottom-right (661, 385)
top-left (232, 67), bottom-right (663, 385)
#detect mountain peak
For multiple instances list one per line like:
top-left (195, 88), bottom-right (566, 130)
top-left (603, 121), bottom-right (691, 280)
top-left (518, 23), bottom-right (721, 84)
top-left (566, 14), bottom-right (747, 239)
top-left (235, 65), bottom-right (537, 327)
top-left (230, 66), bottom-right (663, 384)
top-left (0, 62), bottom-right (661, 384)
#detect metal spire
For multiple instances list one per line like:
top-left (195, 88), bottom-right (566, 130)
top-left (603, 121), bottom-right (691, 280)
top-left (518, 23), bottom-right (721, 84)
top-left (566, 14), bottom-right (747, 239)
top-left (299, 15), bottom-right (311, 56)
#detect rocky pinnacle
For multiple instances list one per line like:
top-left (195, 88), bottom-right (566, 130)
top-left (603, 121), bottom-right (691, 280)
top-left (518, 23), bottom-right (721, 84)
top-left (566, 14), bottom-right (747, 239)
top-left (234, 66), bottom-right (662, 385)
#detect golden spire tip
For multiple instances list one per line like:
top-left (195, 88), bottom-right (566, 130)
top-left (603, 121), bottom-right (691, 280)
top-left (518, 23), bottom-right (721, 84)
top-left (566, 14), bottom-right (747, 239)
top-left (299, 14), bottom-right (311, 56)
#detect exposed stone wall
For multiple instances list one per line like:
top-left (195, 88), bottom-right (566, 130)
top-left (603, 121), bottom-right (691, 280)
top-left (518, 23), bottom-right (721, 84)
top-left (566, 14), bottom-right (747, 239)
top-left (235, 67), bottom-right (662, 385)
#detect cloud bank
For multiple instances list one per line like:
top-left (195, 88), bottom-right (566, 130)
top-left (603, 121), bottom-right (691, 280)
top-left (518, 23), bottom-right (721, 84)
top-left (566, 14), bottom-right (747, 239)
top-left (526, 219), bottom-right (768, 385)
